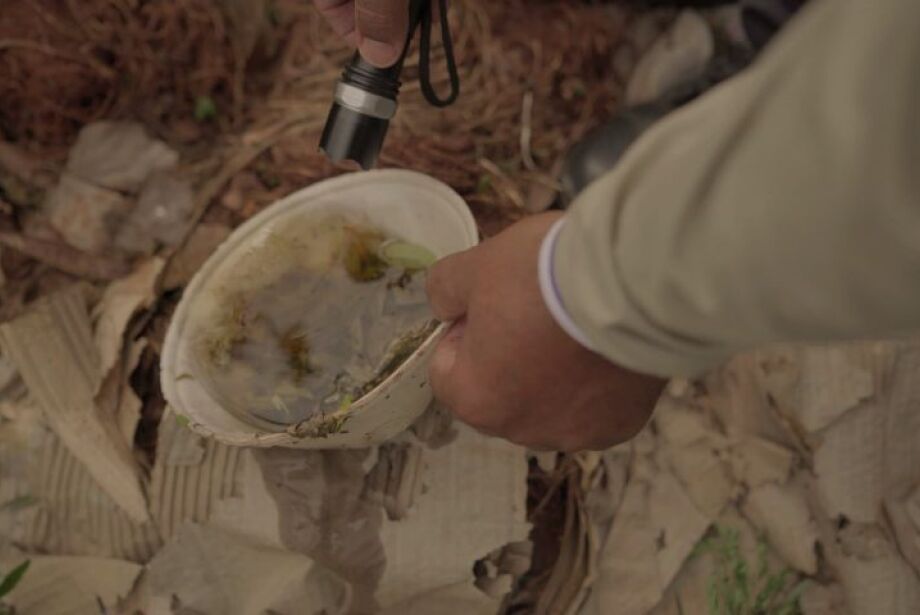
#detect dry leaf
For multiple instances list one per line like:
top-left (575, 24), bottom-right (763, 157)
top-left (794, 346), bottom-right (879, 432)
top-left (626, 10), bottom-right (714, 106)
top-left (365, 442), bottom-right (424, 521)
top-left (823, 519), bottom-right (920, 615)
top-left (408, 402), bottom-right (458, 449)
top-left (95, 339), bottom-right (148, 447)
top-left (649, 471), bottom-right (712, 588)
top-left (219, 0), bottom-right (268, 62)
top-left (800, 583), bottom-right (853, 615)
top-left (0, 352), bottom-right (17, 396)
top-left (813, 403), bottom-right (886, 524)
top-left (586, 477), bottom-right (662, 615)
top-left (0, 288), bottom-right (149, 522)
top-left (116, 171), bottom-right (194, 254)
top-left (162, 223), bottom-right (231, 290)
top-left (729, 435), bottom-right (796, 488)
top-left (145, 522), bottom-right (346, 615)
top-left (743, 479), bottom-right (819, 574)
top-left (66, 121), bottom-right (178, 193)
top-left (380, 581), bottom-right (500, 615)
top-left (92, 258), bottom-right (164, 381)
top-left (45, 173), bottom-right (132, 254)
top-left (0, 140), bottom-right (51, 187)
top-left (1, 555), bottom-right (142, 615)
top-left (654, 395), bottom-right (713, 446)
top-left (534, 477), bottom-right (596, 615)
top-left (0, 230), bottom-right (129, 281)
top-left (879, 347), bottom-right (920, 577)
top-left (668, 439), bottom-right (735, 518)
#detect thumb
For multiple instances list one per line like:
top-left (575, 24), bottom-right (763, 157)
top-left (430, 318), bottom-right (464, 383)
top-left (426, 247), bottom-right (479, 322)
top-left (429, 319), bottom-right (471, 416)
top-left (355, 0), bottom-right (410, 67)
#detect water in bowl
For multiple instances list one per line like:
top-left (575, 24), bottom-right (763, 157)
top-left (192, 213), bottom-right (438, 431)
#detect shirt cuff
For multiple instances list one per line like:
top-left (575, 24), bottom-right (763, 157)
top-left (538, 217), bottom-right (598, 352)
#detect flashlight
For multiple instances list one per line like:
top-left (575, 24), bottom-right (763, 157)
top-left (319, 0), bottom-right (459, 170)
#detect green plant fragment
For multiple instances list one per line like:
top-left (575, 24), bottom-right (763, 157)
top-left (194, 96), bottom-right (218, 121)
top-left (378, 240), bottom-right (437, 271)
top-left (0, 560), bottom-right (30, 599)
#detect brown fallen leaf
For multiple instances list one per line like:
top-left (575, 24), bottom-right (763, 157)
top-left (116, 172), bottom-right (195, 254)
top-left (66, 122), bottom-right (179, 193)
top-left (92, 258), bottom-right (165, 380)
top-left (45, 174), bottom-right (133, 254)
top-left (1, 555), bottom-right (142, 614)
top-left (0, 230), bottom-right (129, 281)
top-left (161, 223), bottom-right (231, 291)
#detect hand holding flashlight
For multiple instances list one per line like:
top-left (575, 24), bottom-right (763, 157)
top-left (313, 0), bottom-right (416, 68)
top-left (317, 0), bottom-right (458, 169)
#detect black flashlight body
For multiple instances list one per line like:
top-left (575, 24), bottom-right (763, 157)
top-left (319, 0), bottom-right (428, 169)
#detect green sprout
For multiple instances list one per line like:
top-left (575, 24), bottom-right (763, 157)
top-left (694, 525), bottom-right (807, 615)
top-left (378, 240), bottom-right (437, 271)
top-left (0, 495), bottom-right (38, 513)
top-left (0, 560), bottom-right (30, 613)
top-left (194, 96), bottom-right (218, 122)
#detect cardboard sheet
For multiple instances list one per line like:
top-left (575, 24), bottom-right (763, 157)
top-left (379, 581), bottom-right (501, 615)
top-left (148, 410), bottom-right (245, 540)
top-left (375, 425), bottom-right (529, 608)
top-left (11, 431), bottom-right (161, 562)
top-left (143, 522), bottom-right (349, 615)
top-left (253, 422), bottom-right (528, 614)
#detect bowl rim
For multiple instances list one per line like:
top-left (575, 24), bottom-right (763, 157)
top-left (160, 169), bottom-right (479, 445)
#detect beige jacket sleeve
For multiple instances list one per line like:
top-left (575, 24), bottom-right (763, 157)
top-left (551, 0), bottom-right (920, 378)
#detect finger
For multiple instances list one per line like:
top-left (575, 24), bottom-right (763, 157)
top-left (314, 0), bottom-right (358, 44)
top-left (355, 0), bottom-right (410, 67)
top-left (426, 247), bottom-right (479, 322)
top-left (429, 320), bottom-right (497, 435)
top-left (429, 319), bottom-right (464, 404)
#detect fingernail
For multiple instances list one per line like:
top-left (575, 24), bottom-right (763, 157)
top-left (359, 38), bottom-right (401, 68)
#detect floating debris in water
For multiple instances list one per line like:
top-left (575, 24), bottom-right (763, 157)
top-left (194, 214), bottom-right (437, 432)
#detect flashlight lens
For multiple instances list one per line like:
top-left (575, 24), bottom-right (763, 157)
top-left (319, 103), bottom-right (390, 170)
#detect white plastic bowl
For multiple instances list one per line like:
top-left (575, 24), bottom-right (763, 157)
top-left (160, 170), bottom-right (478, 448)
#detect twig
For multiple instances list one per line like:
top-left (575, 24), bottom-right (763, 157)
top-left (479, 158), bottom-right (525, 210)
top-left (0, 39), bottom-right (115, 79)
top-left (520, 90), bottom-right (538, 172)
top-left (0, 231), bottom-right (129, 281)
